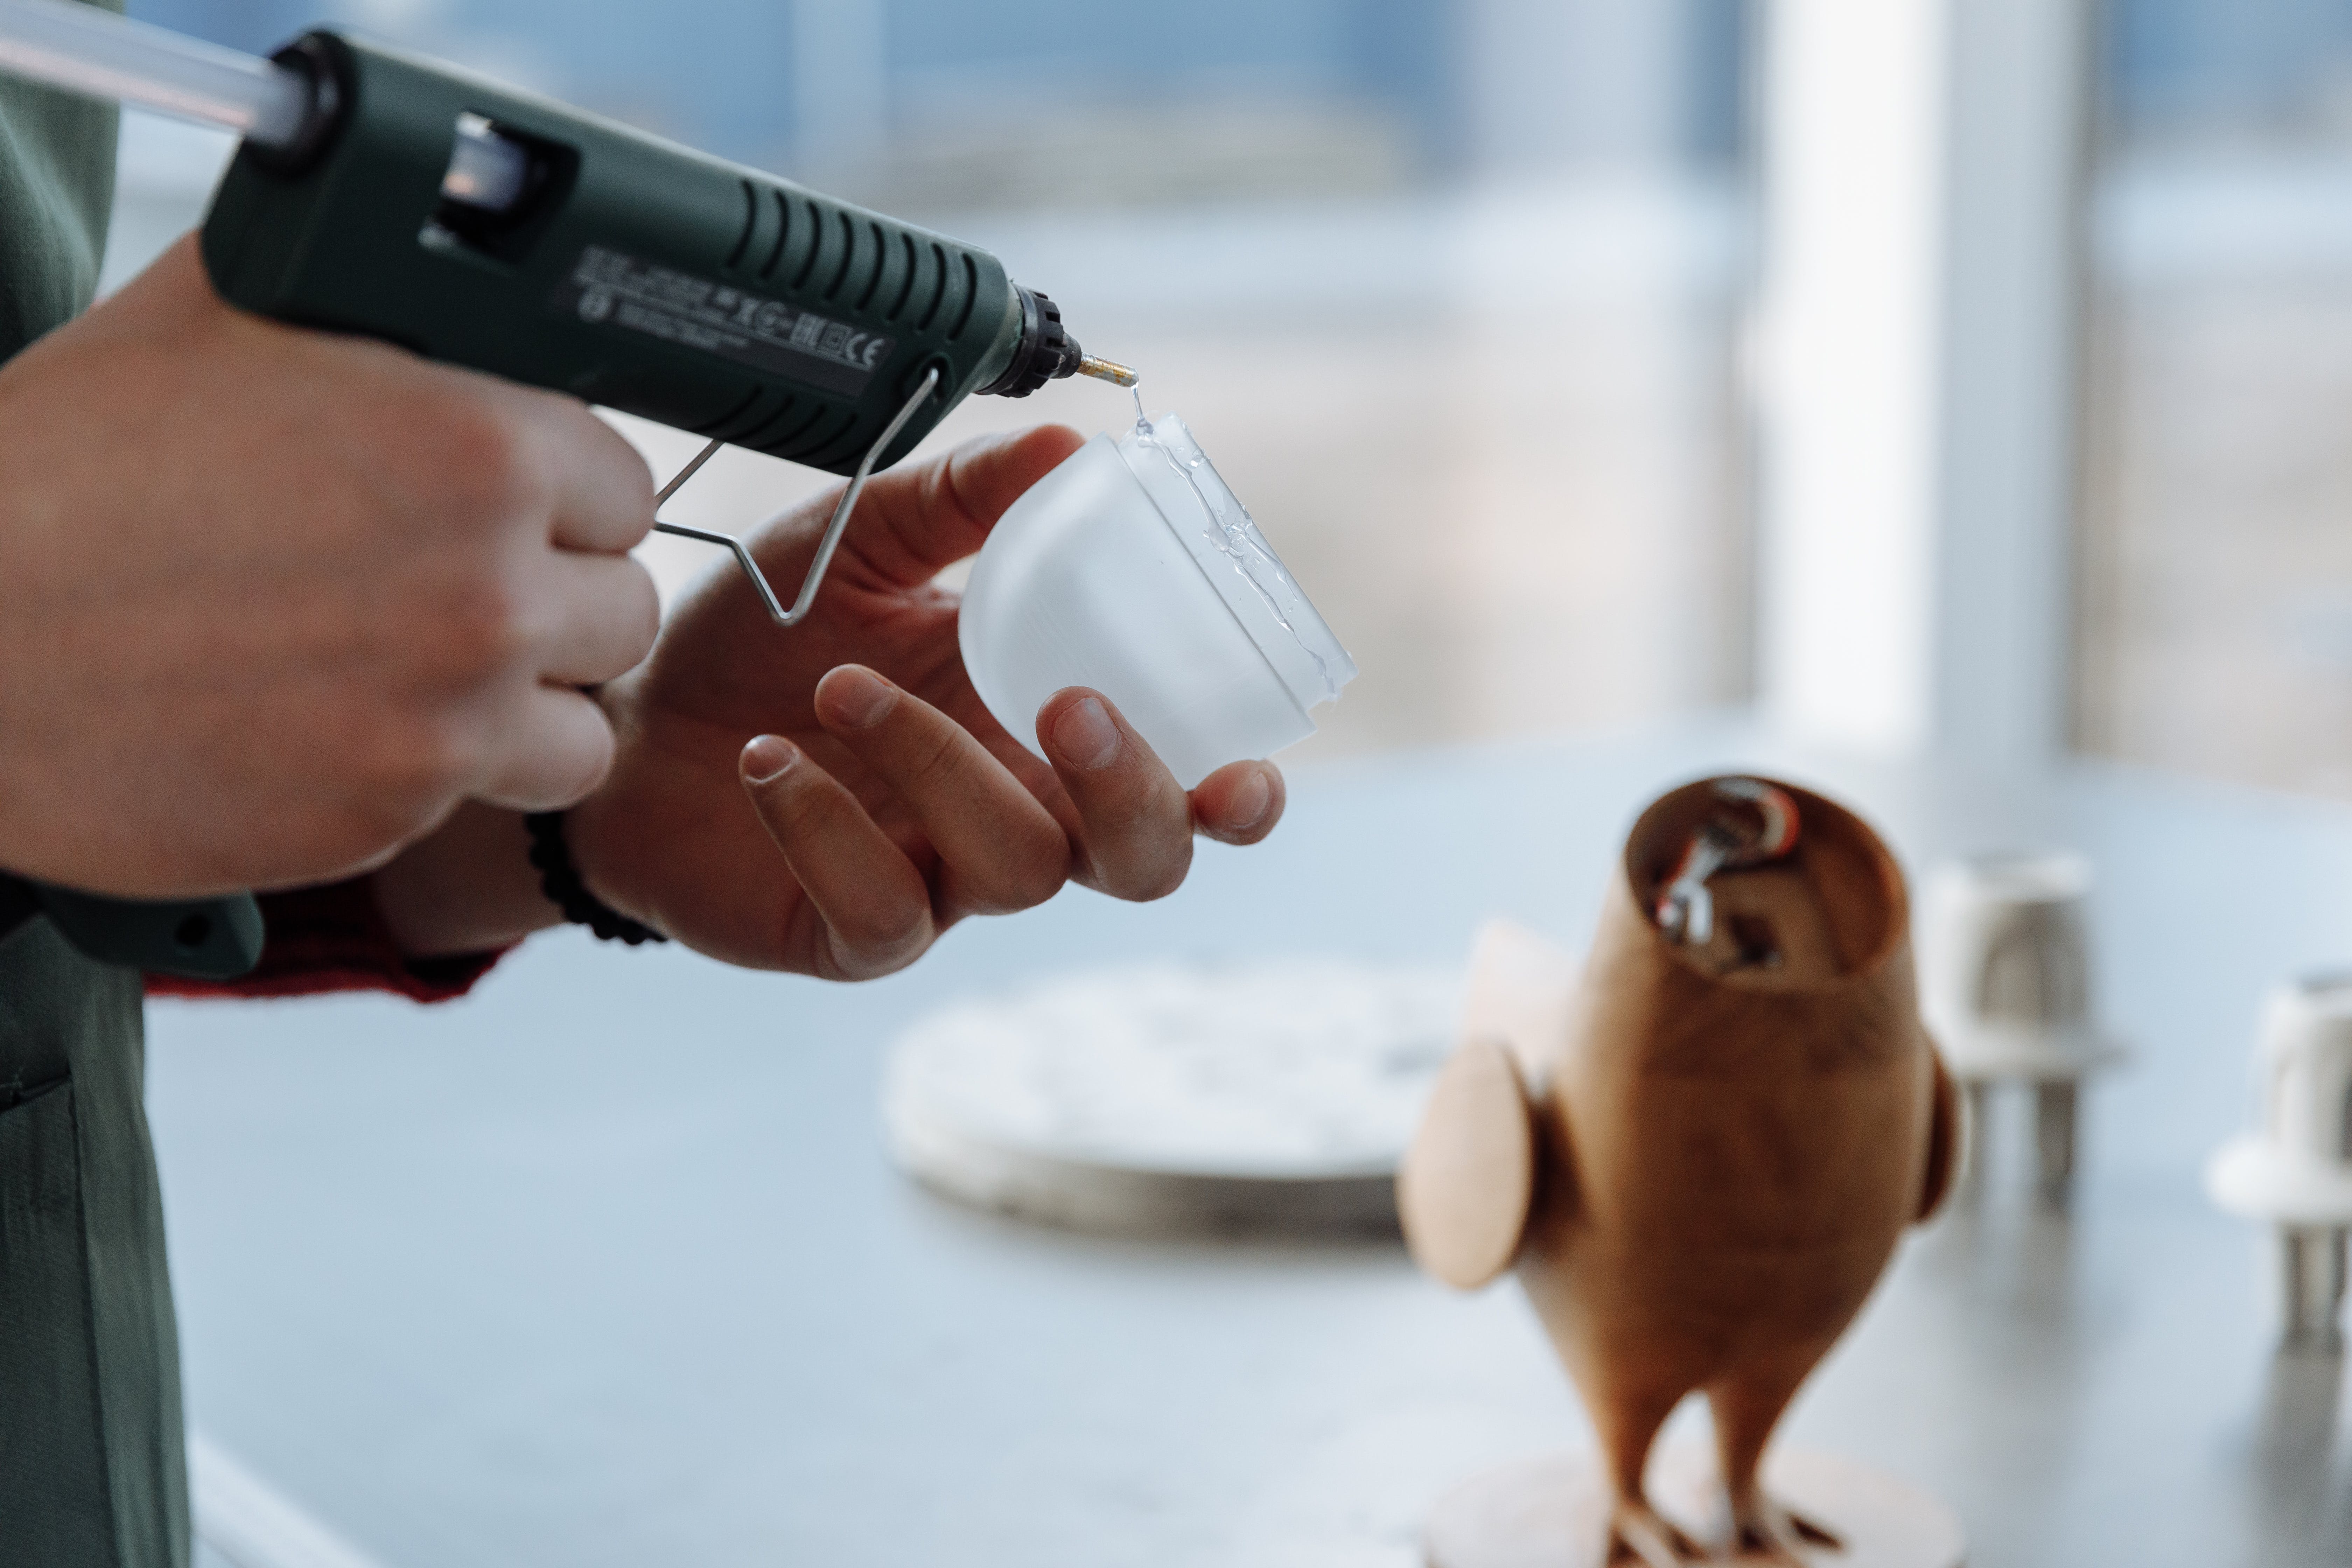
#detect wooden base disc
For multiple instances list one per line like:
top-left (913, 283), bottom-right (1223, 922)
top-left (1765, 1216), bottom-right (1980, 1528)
top-left (1424, 1444), bottom-right (1964, 1568)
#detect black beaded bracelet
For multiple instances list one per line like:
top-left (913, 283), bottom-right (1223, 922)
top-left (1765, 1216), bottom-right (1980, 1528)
top-left (523, 812), bottom-right (667, 945)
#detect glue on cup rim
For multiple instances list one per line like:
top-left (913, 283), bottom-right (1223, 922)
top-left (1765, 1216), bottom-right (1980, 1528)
top-left (958, 413), bottom-right (1356, 789)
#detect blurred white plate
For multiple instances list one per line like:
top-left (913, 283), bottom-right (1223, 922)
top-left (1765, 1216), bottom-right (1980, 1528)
top-left (882, 959), bottom-right (1460, 1236)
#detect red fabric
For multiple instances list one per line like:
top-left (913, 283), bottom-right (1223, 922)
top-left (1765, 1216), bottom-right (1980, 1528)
top-left (145, 878), bottom-right (510, 1003)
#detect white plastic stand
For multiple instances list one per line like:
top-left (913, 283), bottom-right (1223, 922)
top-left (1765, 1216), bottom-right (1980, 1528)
top-left (2206, 972), bottom-right (2352, 1348)
top-left (1919, 853), bottom-right (2123, 1206)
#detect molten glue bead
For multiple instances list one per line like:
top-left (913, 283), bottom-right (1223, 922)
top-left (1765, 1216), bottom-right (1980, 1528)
top-left (957, 413), bottom-right (1354, 790)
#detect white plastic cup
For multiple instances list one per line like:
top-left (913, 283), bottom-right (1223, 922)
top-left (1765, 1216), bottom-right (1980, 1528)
top-left (958, 414), bottom-right (1356, 789)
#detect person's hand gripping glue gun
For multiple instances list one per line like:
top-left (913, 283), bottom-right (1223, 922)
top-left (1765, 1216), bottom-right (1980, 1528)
top-left (0, 0), bottom-right (1136, 978)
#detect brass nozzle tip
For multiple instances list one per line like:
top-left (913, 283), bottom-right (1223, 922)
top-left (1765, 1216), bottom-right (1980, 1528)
top-left (1078, 355), bottom-right (1138, 388)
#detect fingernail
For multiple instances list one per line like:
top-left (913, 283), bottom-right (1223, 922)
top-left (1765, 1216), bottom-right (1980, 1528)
top-left (825, 666), bottom-right (896, 729)
top-left (744, 735), bottom-right (798, 784)
top-left (1051, 696), bottom-right (1121, 770)
top-left (1227, 769), bottom-right (1272, 830)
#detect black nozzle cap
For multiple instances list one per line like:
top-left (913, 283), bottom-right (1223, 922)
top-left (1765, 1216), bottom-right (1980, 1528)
top-left (979, 285), bottom-right (1086, 398)
top-left (247, 33), bottom-right (350, 177)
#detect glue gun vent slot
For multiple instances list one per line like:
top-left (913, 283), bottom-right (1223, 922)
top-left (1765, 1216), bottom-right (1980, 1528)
top-left (947, 251), bottom-right (978, 341)
top-left (723, 178), bottom-right (756, 270)
top-left (758, 399), bottom-right (833, 459)
top-left (886, 232), bottom-right (918, 321)
top-left (695, 384), bottom-right (764, 439)
top-left (734, 394), bottom-right (803, 451)
top-left (759, 187), bottom-right (792, 280)
top-left (789, 197), bottom-right (825, 290)
top-left (790, 407), bottom-right (866, 468)
top-left (914, 242), bottom-right (948, 330)
top-left (824, 210), bottom-right (857, 301)
top-left (713, 390), bottom-right (787, 445)
top-left (855, 221), bottom-right (887, 310)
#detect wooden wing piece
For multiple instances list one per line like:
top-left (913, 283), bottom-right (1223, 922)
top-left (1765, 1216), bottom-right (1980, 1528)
top-left (1398, 920), bottom-right (1578, 1290)
top-left (1400, 1038), bottom-right (1536, 1289)
top-left (1916, 1046), bottom-right (1962, 1223)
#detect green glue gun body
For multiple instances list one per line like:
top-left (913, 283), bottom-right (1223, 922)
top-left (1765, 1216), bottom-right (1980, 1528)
top-left (209, 32), bottom-right (1092, 474)
top-left (11, 24), bottom-right (1116, 979)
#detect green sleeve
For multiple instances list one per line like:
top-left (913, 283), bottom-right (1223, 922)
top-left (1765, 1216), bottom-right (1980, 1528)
top-left (0, 0), bottom-right (122, 360)
top-left (0, 12), bottom-right (191, 1568)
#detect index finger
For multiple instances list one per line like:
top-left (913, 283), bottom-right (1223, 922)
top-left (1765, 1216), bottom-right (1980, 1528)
top-left (530, 392), bottom-right (658, 555)
top-left (846, 424), bottom-right (1086, 586)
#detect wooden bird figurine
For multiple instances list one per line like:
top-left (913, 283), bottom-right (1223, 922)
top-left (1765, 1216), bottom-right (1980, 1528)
top-left (1401, 778), bottom-right (1960, 1565)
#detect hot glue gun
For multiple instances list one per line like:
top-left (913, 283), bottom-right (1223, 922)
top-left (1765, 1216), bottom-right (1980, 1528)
top-left (0, 0), bottom-right (1135, 979)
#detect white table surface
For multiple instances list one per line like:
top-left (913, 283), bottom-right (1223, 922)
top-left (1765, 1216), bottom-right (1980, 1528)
top-left (149, 718), bottom-right (2352, 1565)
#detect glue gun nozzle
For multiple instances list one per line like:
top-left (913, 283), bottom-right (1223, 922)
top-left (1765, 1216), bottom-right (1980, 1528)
top-left (1078, 355), bottom-right (1138, 388)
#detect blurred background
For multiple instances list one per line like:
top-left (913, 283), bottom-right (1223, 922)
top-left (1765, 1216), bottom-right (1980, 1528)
top-left (113, 0), bottom-right (1757, 761)
top-left (2086, 1), bottom-right (2352, 793)
top-left (70, 8), bottom-right (2352, 1561)
top-left (99, 0), bottom-right (2352, 791)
